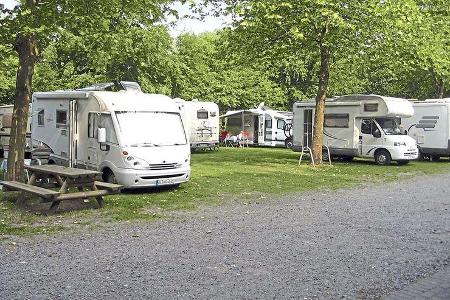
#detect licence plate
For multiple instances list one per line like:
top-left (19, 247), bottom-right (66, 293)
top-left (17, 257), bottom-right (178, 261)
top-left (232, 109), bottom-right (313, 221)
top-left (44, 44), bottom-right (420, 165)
top-left (156, 178), bottom-right (175, 185)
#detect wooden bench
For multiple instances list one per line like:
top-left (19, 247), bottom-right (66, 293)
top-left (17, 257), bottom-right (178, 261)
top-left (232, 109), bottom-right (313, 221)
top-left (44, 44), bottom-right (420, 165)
top-left (94, 181), bottom-right (123, 191)
top-left (1, 181), bottom-right (60, 199)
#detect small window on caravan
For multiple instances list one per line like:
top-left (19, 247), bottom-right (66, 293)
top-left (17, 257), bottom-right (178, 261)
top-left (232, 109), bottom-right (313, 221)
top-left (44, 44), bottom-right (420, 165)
top-left (56, 110), bottom-right (67, 126)
top-left (361, 119), bottom-right (373, 134)
top-left (277, 119), bottom-right (286, 130)
top-left (364, 103), bottom-right (378, 112)
top-left (197, 109), bottom-right (208, 119)
top-left (37, 109), bottom-right (45, 126)
top-left (265, 118), bottom-right (272, 129)
top-left (324, 114), bottom-right (349, 128)
top-left (88, 113), bottom-right (97, 138)
top-left (99, 114), bottom-right (118, 144)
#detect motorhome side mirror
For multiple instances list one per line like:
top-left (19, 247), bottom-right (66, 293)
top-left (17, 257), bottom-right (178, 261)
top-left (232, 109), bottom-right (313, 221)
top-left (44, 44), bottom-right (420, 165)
top-left (373, 129), bottom-right (382, 138)
top-left (97, 128), bottom-right (106, 143)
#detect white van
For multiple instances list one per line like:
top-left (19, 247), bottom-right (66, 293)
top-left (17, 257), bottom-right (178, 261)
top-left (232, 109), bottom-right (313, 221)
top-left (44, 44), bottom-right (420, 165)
top-left (403, 98), bottom-right (450, 160)
top-left (221, 103), bottom-right (293, 147)
top-left (31, 89), bottom-right (191, 188)
top-left (292, 95), bottom-right (419, 165)
top-left (175, 99), bottom-right (220, 150)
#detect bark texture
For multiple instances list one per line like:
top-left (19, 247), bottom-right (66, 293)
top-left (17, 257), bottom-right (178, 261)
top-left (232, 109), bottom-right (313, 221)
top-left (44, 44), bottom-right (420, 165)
top-left (311, 45), bottom-right (330, 164)
top-left (6, 35), bottom-right (38, 181)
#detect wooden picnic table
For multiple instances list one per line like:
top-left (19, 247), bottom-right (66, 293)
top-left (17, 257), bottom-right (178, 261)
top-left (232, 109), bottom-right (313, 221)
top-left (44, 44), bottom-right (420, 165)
top-left (2, 165), bottom-right (122, 213)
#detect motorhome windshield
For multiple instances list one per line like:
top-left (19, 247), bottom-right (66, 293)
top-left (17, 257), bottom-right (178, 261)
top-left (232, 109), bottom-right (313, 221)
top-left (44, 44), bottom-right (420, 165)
top-left (115, 111), bottom-right (187, 146)
top-left (375, 118), bottom-right (405, 135)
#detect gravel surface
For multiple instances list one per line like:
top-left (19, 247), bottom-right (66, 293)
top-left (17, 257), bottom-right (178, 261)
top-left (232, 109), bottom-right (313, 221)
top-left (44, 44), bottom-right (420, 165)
top-left (1, 173), bottom-right (450, 299)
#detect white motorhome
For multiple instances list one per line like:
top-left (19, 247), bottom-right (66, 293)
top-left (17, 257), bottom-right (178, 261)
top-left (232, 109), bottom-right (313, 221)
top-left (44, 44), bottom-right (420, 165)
top-left (0, 105), bottom-right (32, 158)
top-left (403, 98), bottom-right (450, 160)
top-left (292, 95), bottom-right (419, 165)
top-left (175, 99), bottom-right (220, 150)
top-left (31, 90), bottom-right (191, 188)
top-left (220, 103), bottom-right (293, 147)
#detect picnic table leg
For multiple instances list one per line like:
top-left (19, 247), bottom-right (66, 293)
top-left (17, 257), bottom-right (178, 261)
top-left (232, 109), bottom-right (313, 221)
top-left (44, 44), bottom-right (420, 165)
top-left (90, 183), bottom-right (104, 208)
top-left (48, 178), bottom-right (69, 213)
top-left (53, 175), bottom-right (64, 187)
top-left (16, 173), bottom-right (37, 206)
top-left (27, 173), bottom-right (37, 185)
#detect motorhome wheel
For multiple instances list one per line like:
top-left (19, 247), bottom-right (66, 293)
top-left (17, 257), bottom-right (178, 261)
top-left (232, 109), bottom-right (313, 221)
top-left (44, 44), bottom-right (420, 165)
top-left (374, 149), bottom-right (391, 166)
top-left (397, 160), bottom-right (409, 166)
top-left (103, 169), bottom-right (117, 184)
top-left (285, 138), bottom-right (293, 149)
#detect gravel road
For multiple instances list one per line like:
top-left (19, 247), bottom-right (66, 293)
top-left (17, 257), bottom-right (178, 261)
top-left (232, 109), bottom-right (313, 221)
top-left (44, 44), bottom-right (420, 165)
top-left (1, 173), bottom-right (449, 299)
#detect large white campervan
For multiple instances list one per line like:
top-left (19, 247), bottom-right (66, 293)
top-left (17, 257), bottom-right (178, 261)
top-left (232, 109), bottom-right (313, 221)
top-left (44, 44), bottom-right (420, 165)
top-left (175, 98), bottom-right (220, 150)
top-left (292, 95), bottom-right (419, 165)
top-left (403, 98), bottom-right (450, 160)
top-left (31, 89), bottom-right (191, 188)
top-left (221, 103), bottom-right (293, 147)
top-left (0, 104), bottom-right (32, 158)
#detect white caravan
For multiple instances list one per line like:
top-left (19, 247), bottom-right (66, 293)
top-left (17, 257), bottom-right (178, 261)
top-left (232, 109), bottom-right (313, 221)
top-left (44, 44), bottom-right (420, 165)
top-left (175, 99), bottom-right (220, 150)
top-left (403, 98), bottom-right (450, 160)
top-left (0, 105), bottom-right (32, 158)
top-left (31, 90), bottom-right (191, 188)
top-left (292, 95), bottom-right (419, 165)
top-left (220, 103), bottom-right (293, 147)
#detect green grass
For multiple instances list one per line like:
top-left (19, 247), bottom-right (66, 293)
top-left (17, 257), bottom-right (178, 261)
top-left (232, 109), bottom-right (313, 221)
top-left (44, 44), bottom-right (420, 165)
top-left (1, 147), bottom-right (450, 236)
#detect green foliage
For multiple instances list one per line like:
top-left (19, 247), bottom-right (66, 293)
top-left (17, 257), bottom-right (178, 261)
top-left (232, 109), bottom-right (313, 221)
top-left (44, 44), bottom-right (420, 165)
top-left (33, 25), bottom-right (175, 93)
top-left (0, 45), bottom-right (17, 104)
top-left (173, 32), bottom-right (286, 110)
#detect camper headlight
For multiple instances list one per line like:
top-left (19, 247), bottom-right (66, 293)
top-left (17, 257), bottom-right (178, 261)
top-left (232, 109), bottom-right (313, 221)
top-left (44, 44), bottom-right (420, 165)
top-left (394, 141), bottom-right (407, 147)
top-left (124, 156), bottom-right (149, 169)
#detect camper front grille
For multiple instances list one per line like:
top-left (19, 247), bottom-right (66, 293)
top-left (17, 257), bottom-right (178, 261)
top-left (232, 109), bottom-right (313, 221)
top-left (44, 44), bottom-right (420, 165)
top-left (148, 163), bottom-right (181, 170)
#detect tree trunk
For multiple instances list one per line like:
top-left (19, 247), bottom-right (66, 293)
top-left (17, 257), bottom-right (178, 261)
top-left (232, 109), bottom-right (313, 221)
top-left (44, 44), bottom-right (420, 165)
top-left (311, 45), bottom-right (330, 164)
top-left (6, 35), bottom-right (38, 182)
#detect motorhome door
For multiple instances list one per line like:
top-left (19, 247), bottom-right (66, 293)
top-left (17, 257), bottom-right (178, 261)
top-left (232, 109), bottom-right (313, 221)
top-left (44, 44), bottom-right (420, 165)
top-left (258, 115), bottom-right (265, 145)
top-left (87, 113), bottom-right (100, 167)
top-left (359, 118), bottom-right (381, 157)
top-left (304, 109), bottom-right (313, 148)
top-left (41, 100), bottom-right (71, 163)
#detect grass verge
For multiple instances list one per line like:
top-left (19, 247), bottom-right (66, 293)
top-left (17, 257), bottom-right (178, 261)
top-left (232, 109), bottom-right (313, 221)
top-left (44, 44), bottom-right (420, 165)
top-left (1, 147), bottom-right (449, 236)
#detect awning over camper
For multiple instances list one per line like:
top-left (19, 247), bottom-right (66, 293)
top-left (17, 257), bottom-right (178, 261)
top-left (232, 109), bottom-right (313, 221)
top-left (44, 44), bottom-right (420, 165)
top-left (219, 110), bottom-right (259, 119)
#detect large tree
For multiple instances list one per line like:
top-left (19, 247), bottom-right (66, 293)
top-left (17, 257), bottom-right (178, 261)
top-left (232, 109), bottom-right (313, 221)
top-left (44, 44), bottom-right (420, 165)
top-left (0, 0), bottom-right (172, 181)
top-left (203, 0), bottom-right (380, 163)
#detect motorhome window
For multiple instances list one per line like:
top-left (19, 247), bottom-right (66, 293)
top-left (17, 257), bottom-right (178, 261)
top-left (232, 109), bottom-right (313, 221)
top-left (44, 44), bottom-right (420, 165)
top-left (56, 110), bottom-right (67, 125)
top-left (115, 111), bottom-right (187, 146)
top-left (324, 114), bottom-right (349, 128)
top-left (375, 118), bottom-right (404, 135)
top-left (210, 111), bottom-right (217, 117)
top-left (37, 109), bottom-right (45, 126)
top-left (265, 119), bottom-right (272, 129)
top-left (99, 114), bottom-right (118, 144)
top-left (88, 113), bottom-right (96, 138)
top-left (277, 119), bottom-right (286, 130)
top-left (364, 103), bottom-right (378, 112)
top-left (361, 119), bottom-right (373, 134)
top-left (197, 110), bottom-right (208, 119)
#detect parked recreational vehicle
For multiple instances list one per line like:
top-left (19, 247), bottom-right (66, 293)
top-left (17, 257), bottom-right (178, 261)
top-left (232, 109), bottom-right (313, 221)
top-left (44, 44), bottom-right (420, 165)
top-left (292, 95), bottom-right (419, 165)
top-left (220, 103), bottom-right (293, 147)
top-left (175, 99), bottom-right (220, 150)
top-left (403, 98), bottom-right (450, 160)
top-left (31, 90), bottom-right (191, 188)
top-left (0, 105), bottom-right (32, 158)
